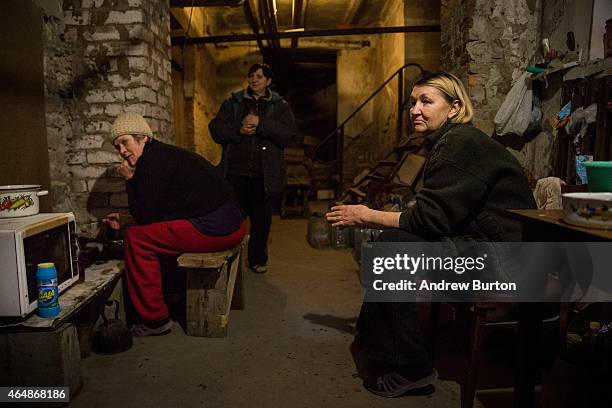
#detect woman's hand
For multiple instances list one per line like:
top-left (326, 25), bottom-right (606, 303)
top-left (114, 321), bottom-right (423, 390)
top-left (326, 205), bottom-right (402, 229)
top-left (115, 160), bottom-right (135, 180)
top-left (240, 114), bottom-right (259, 136)
top-left (325, 204), bottom-right (372, 227)
top-left (240, 124), bottom-right (257, 136)
top-left (103, 212), bottom-right (122, 230)
top-left (243, 113), bottom-right (259, 127)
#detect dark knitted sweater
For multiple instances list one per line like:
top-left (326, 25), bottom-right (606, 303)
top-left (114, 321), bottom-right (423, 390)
top-left (126, 139), bottom-right (236, 226)
top-left (399, 123), bottom-right (536, 241)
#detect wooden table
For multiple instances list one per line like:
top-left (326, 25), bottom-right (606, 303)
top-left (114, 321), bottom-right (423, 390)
top-left (507, 210), bottom-right (612, 408)
top-left (509, 209), bottom-right (612, 241)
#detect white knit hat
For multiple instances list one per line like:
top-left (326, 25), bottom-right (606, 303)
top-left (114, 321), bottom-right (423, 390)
top-left (109, 112), bottom-right (153, 143)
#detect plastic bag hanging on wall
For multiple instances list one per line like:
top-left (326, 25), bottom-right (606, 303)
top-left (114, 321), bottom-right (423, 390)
top-left (523, 93), bottom-right (543, 139)
top-left (494, 72), bottom-right (533, 136)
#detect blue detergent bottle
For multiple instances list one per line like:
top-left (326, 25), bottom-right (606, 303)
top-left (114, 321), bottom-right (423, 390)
top-left (37, 263), bottom-right (61, 318)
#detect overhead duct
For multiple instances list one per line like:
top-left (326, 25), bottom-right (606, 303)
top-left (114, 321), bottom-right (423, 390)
top-left (171, 24), bottom-right (441, 45)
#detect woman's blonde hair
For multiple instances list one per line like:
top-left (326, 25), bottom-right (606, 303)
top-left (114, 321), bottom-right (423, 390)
top-left (414, 71), bottom-right (473, 124)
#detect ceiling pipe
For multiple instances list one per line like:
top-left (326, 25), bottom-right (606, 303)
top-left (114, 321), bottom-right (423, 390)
top-left (171, 24), bottom-right (441, 45)
top-left (259, 0), bottom-right (280, 48)
top-left (267, 0), bottom-right (280, 48)
top-left (170, 0), bottom-right (245, 6)
top-left (242, 0), bottom-right (266, 52)
top-left (258, 0), bottom-right (273, 48)
top-left (290, 0), bottom-right (304, 48)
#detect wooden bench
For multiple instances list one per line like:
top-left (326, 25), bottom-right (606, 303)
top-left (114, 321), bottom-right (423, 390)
top-left (177, 236), bottom-right (247, 337)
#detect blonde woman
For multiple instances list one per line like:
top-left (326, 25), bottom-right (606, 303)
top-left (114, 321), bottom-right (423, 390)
top-left (326, 72), bottom-right (536, 397)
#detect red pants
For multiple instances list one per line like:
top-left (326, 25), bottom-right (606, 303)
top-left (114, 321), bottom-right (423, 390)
top-left (123, 219), bottom-right (246, 323)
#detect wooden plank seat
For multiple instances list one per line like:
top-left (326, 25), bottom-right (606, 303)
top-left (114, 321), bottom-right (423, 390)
top-left (177, 236), bottom-right (247, 337)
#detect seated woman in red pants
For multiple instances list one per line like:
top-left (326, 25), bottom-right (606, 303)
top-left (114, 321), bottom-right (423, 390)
top-left (104, 112), bottom-right (245, 337)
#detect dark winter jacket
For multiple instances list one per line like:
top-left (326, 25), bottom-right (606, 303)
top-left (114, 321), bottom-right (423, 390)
top-left (208, 88), bottom-right (298, 195)
top-left (126, 139), bottom-right (236, 226)
top-left (399, 122), bottom-right (536, 241)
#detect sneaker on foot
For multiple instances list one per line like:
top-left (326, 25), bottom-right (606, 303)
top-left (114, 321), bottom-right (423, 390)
top-left (363, 370), bottom-right (438, 398)
top-left (130, 319), bottom-right (173, 337)
top-left (251, 264), bottom-right (267, 274)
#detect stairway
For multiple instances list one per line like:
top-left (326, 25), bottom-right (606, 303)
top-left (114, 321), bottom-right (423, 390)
top-left (337, 134), bottom-right (427, 205)
top-left (311, 63), bottom-right (427, 198)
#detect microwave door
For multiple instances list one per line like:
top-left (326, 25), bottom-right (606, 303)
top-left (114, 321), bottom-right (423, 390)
top-left (0, 233), bottom-right (25, 316)
top-left (23, 224), bottom-right (73, 312)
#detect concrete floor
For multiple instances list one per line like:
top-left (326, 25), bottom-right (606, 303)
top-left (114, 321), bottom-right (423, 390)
top-left (71, 206), bottom-right (477, 408)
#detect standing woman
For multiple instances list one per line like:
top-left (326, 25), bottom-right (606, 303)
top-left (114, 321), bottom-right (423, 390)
top-left (326, 72), bottom-right (536, 397)
top-left (104, 112), bottom-right (245, 336)
top-left (209, 63), bottom-right (298, 274)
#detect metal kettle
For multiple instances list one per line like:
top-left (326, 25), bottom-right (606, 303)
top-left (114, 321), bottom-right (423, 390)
top-left (93, 300), bottom-right (133, 354)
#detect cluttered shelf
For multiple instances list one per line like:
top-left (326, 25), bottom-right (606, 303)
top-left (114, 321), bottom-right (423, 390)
top-left (553, 72), bottom-right (612, 184)
top-left (0, 260), bottom-right (123, 332)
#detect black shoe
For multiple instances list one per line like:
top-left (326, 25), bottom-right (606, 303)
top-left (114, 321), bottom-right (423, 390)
top-left (363, 370), bottom-right (438, 398)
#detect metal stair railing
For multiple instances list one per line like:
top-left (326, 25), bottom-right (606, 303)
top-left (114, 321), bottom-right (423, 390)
top-left (313, 63), bottom-right (425, 196)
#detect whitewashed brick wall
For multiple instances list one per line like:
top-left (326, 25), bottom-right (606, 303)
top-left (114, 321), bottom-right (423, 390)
top-left (44, 0), bottom-right (174, 236)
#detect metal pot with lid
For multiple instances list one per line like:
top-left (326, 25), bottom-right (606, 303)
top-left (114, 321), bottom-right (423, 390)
top-left (0, 185), bottom-right (49, 218)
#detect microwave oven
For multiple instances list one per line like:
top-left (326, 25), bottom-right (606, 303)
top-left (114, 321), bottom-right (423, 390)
top-left (0, 213), bottom-right (80, 317)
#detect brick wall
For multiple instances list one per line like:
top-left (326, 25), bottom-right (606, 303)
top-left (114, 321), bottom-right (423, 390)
top-left (441, 0), bottom-right (540, 133)
top-left (440, 0), bottom-right (472, 81)
top-left (440, 0), bottom-right (553, 177)
top-left (44, 0), bottom-right (173, 236)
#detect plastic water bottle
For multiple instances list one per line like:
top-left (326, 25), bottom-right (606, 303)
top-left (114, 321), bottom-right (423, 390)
top-left (37, 262), bottom-right (61, 318)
